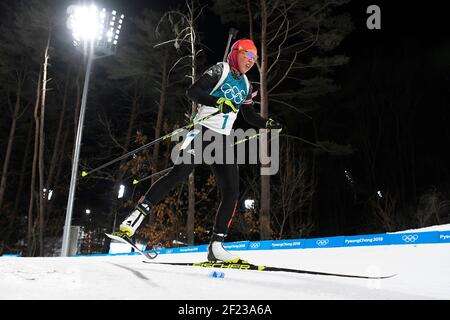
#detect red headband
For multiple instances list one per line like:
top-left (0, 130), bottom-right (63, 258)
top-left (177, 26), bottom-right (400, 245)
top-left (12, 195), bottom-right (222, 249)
top-left (227, 39), bottom-right (257, 72)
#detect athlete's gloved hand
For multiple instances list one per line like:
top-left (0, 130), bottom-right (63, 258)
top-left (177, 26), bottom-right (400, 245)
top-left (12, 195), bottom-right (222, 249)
top-left (265, 118), bottom-right (283, 132)
top-left (216, 97), bottom-right (237, 114)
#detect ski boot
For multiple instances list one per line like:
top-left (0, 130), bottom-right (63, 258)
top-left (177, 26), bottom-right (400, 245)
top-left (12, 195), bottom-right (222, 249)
top-left (207, 233), bottom-right (244, 263)
top-left (112, 201), bottom-right (152, 239)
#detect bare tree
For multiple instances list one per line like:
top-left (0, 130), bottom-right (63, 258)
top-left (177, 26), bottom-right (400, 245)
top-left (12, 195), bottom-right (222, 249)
top-left (414, 188), bottom-right (450, 228)
top-left (36, 31), bottom-right (52, 256)
top-left (155, 0), bottom-right (207, 245)
top-left (0, 73), bottom-right (28, 211)
top-left (95, 9), bottom-right (188, 232)
top-left (368, 192), bottom-right (404, 232)
top-left (27, 68), bottom-right (42, 256)
top-left (13, 0), bottom-right (57, 256)
top-left (0, 3), bottom-right (33, 212)
top-left (272, 142), bottom-right (315, 239)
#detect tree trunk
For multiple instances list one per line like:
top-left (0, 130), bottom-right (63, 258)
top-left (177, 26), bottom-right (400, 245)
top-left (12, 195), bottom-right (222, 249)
top-left (187, 172), bottom-right (195, 245)
top-left (27, 69), bottom-right (42, 257)
top-left (2, 118), bottom-right (34, 247)
top-left (187, 0), bottom-right (197, 245)
top-left (151, 48), bottom-right (168, 183)
top-left (46, 67), bottom-right (70, 195)
top-left (54, 123), bottom-right (69, 191)
top-left (259, 0), bottom-right (272, 239)
top-left (13, 120), bottom-right (33, 215)
top-left (46, 121), bottom-right (69, 223)
top-left (246, 0), bottom-right (254, 40)
top-left (307, 120), bottom-right (318, 221)
top-left (38, 32), bottom-right (51, 256)
top-left (0, 83), bottom-right (23, 211)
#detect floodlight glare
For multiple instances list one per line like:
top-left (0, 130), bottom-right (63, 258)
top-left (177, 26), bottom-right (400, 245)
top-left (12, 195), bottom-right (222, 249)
top-left (67, 4), bottom-right (100, 42)
top-left (67, 4), bottom-right (124, 54)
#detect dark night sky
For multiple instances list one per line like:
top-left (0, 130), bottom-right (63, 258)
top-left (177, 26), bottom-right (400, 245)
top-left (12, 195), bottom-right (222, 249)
top-left (323, 1), bottom-right (450, 233)
top-left (98, 0), bottom-right (450, 57)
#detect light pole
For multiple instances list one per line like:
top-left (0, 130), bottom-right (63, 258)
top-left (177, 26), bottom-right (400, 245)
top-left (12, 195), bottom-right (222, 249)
top-left (61, 4), bottom-right (124, 256)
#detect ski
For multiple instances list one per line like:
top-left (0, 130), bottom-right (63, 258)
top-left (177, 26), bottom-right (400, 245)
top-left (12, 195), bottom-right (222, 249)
top-left (105, 233), bottom-right (158, 260)
top-left (142, 260), bottom-right (396, 279)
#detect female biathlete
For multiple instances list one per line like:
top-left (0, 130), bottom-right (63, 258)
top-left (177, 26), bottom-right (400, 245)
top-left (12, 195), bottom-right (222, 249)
top-left (113, 39), bottom-right (282, 262)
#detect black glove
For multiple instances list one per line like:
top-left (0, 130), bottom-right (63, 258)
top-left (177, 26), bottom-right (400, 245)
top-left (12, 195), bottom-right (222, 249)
top-left (265, 118), bottom-right (283, 131)
top-left (215, 97), bottom-right (237, 114)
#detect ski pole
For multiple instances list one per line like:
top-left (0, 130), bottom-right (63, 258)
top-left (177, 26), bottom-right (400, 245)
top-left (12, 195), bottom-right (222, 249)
top-left (233, 128), bottom-right (282, 146)
top-left (81, 111), bottom-right (220, 177)
top-left (131, 129), bottom-right (282, 184)
top-left (223, 27), bottom-right (238, 62)
top-left (132, 167), bottom-right (172, 185)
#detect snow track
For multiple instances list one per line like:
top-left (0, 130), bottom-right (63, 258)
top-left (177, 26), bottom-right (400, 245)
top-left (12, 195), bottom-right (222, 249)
top-left (1, 242), bottom-right (449, 299)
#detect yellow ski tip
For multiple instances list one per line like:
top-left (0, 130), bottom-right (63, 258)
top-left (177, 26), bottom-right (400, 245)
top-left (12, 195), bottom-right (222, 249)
top-left (81, 171), bottom-right (88, 177)
top-left (133, 179), bottom-right (139, 185)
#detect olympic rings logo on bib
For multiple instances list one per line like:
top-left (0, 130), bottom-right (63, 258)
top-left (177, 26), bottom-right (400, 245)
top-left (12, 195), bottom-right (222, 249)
top-left (221, 83), bottom-right (246, 105)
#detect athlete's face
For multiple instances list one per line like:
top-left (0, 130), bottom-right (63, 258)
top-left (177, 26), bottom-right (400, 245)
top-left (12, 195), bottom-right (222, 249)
top-left (237, 49), bottom-right (257, 74)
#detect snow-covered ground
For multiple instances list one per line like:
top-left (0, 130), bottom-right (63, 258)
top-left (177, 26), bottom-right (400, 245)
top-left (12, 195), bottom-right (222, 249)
top-left (1, 228), bottom-right (450, 300)
top-left (391, 223), bottom-right (450, 233)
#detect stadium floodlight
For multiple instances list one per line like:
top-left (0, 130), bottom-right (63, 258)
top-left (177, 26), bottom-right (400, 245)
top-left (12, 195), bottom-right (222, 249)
top-left (66, 4), bottom-right (124, 57)
top-left (61, 4), bottom-right (125, 257)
